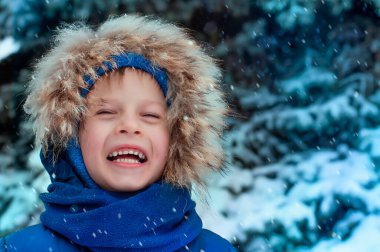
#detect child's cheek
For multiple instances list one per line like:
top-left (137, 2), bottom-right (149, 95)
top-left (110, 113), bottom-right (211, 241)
top-left (79, 119), bottom-right (104, 161)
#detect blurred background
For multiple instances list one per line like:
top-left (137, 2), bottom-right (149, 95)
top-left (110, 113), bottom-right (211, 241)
top-left (1, 0), bottom-right (380, 251)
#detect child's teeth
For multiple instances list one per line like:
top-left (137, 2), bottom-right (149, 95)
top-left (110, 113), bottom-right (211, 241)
top-left (114, 158), bottom-right (140, 163)
top-left (109, 149), bottom-right (146, 161)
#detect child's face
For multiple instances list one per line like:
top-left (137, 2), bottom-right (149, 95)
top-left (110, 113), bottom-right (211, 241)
top-left (79, 68), bottom-right (169, 192)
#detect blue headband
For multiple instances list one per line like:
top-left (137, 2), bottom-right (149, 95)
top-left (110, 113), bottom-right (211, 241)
top-left (81, 53), bottom-right (168, 97)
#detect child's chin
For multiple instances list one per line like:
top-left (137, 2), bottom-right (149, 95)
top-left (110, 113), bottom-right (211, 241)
top-left (103, 179), bottom-right (152, 193)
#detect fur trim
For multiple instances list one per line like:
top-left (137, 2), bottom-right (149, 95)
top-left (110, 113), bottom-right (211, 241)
top-left (23, 14), bottom-right (228, 189)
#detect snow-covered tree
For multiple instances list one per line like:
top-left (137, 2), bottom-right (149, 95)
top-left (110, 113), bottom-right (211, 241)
top-left (1, 1), bottom-right (380, 251)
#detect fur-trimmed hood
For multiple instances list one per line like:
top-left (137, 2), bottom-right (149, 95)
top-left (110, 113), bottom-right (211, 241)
top-left (24, 14), bottom-right (228, 189)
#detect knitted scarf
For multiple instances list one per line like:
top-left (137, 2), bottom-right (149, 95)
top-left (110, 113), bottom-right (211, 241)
top-left (39, 140), bottom-right (202, 251)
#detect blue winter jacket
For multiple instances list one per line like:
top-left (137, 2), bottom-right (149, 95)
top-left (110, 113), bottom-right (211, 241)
top-left (0, 224), bottom-right (236, 252)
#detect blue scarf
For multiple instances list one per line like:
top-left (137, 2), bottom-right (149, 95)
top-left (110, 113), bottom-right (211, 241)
top-left (39, 141), bottom-right (203, 251)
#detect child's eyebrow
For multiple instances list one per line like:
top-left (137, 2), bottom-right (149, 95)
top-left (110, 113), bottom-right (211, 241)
top-left (142, 100), bottom-right (165, 105)
top-left (89, 98), bottom-right (166, 108)
top-left (90, 98), bottom-right (112, 107)
top-left (141, 100), bottom-right (167, 109)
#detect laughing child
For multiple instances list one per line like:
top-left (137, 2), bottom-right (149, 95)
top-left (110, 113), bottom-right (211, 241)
top-left (0, 14), bottom-right (236, 251)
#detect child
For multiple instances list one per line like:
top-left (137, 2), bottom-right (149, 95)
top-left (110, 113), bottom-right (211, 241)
top-left (0, 14), bottom-right (235, 251)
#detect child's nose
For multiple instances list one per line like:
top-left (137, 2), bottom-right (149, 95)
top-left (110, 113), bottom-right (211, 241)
top-left (115, 116), bottom-right (141, 135)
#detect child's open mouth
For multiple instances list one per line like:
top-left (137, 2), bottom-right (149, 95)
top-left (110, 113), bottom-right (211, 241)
top-left (107, 149), bottom-right (148, 164)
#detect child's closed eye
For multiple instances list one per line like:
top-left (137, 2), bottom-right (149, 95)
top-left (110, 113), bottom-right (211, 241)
top-left (96, 110), bottom-right (115, 115)
top-left (143, 113), bottom-right (160, 119)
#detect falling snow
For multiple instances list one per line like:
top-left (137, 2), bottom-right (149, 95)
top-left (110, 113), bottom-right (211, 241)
top-left (1, 1), bottom-right (380, 252)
